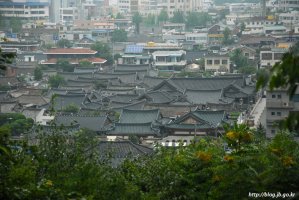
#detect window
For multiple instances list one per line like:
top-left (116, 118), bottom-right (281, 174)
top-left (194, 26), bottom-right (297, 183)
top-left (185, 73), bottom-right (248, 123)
top-left (207, 60), bottom-right (213, 65)
top-left (271, 129), bottom-right (275, 134)
top-left (277, 94), bottom-right (282, 99)
top-left (222, 59), bottom-right (228, 64)
top-left (214, 60), bottom-right (220, 65)
top-left (277, 112), bottom-right (281, 116)
top-left (271, 112), bottom-right (275, 116)
top-left (272, 94), bottom-right (276, 98)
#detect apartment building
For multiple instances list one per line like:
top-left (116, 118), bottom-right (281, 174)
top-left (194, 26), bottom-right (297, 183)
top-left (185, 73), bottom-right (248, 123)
top-left (265, 88), bottom-right (299, 137)
top-left (279, 0), bottom-right (299, 11)
top-left (260, 47), bottom-right (288, 68)
top-left (204, 54), bottom-right (230, 72)
top-left (0, 0), bottom-right (50, 21)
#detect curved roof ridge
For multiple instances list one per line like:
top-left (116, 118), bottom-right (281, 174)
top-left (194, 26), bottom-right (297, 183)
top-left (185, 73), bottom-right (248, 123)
top-left (122, 108), bottom-right (159, 112)
top-left (115, 122), bottom-right (153, 125)
top-left (185, 88), bottom-right (223, 92)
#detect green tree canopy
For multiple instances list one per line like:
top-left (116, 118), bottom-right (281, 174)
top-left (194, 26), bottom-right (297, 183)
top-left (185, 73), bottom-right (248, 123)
top-left (56, 39), bottom-right (72, 48)
top-left (48, 75), bottom-right (65, 88)
top-left (0, 48), bottom-right (15, 73)
top-left (79, 60), bottom-right (93, 68)
top-left (132, 12), bottom-right (142, 34)
top-left (11, 17), bottom-right (22, 33)
top-left (116, 13), bottom-right (125, 19)
top-left (56, 59), bottom-right (74, 72)
top-left (257, 41), bottom-right (299, 133)
top-left (91, 41), bottom-right (113, 65)
top-left (34, 67), bottom-right (43, 81)
top-left (144, 14), bottom-right (156, 26)
top-left (230, 49), bottom-right (249, 68)
top-left (186, 12), bottom-right (211, 28)
top-left (112, 29), bottom-right (128, 42)
top-left (158, 9), bottom-right (168, 23)
top-left (170, 11), bottom-right (185, 23)
top-left (223, 27), bottom-right (233, 45)
top-left (63, 103), bottom-right (79, 113)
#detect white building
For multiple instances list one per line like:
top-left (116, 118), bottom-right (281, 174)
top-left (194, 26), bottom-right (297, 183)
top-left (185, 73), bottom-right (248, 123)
top-left (185, 32), bottom-right (208, 46)
top-left (278, 11), bottom-right (299, 27)
top-left (243, 18), bottom-right (280, 35)
top-left (260, 47), bottom-right (288, 68)
top-left (204, 54), bottom-right (230, 72)
top-left (0, 0), bottom-right (50, 21)
top-left (60, 7), bottom-right (78, 25)
top-left (152, 50), bottom-right (187, 72)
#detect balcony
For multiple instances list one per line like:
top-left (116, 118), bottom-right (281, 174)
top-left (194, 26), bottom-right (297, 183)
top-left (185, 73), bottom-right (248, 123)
top-left (266, 101), bottom-right (294, 109)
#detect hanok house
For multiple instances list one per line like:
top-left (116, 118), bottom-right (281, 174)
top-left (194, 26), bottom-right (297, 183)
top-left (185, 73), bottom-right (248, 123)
top-left (107, 109), bottom-right (162, 145)
top-left (41, 48), bottom-right (106, 67)
top-left (160, 110), bottom-right (229, 146)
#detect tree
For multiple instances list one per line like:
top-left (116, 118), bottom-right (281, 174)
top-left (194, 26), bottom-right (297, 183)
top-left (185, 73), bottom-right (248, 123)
top-left (112, 29), bottom-right (128, 42)
top-left (91, 41), bottom-right (113, 65)
top-left (79, 60), bottom-right (93, 68)
top-left (132, 12), bottom-right (142, 34)
top-left (158, 9), bottom-right (168, 23)
top-left (170, 11), bottom-right (185, 23)
top-left (257, 41), bottom-right (299, 132)
top-left (56, 39), bottom-right (72, 48)
top-left (223, 27), bottom-right (233, 45)
top-left (0, 47), bottom-right (15, 74)
top-left (230, 49), bottom-right (249, 68)
top-left (116, 13), bottom-right (125, 19)
top-left (48, 75), bottom-right (65, 88)
top-left (144, 14), bottom-right (156, 26)
top-left (186, 12), bottom-right (211, 28)
top-left (56, 59), bottom-right (74, 72)
top-left (63, 103), bottom-right (79, 113)
top-left (10, 17), bottom-right (22, 33)
top-left (34, 67), bottom-right (43, 81)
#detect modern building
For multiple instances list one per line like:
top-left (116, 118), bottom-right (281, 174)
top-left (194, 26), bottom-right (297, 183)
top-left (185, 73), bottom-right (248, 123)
top-left (152, 50), bottom-right (187, 72)
top-left (0, 0), bottom-right (50, 21)
top-left (259, 47), bottom-right (288, 68)
top-left (279, 0), bottom-right (299, 11)
top-left (204, 53), bottom-right (230, 72)
top-left (265, 87), bottom-right (299, 137)
top-left (40, 48), bottom-right (107, 67)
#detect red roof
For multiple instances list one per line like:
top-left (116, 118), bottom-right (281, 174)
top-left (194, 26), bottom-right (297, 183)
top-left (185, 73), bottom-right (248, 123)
top-left (41, 57), bottom-right (107, 65)
top-left (44, 48), bottom-right (97, 54)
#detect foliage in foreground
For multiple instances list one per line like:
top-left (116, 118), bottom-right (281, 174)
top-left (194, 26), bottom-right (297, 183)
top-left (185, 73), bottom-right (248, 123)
top-left (0, 124), bottom-right (299, 199)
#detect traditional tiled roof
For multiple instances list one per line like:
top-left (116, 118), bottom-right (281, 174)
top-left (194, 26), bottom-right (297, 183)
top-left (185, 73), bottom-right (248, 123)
top-left (112, 100), bottom-right (146, 112)
top-left (54, 114), bottom-right (109, 132)
top-left (185, 89), bottom-right (226, 105)
top-left (43, 48), bottom-right (97, 54)
top-left (111, 122), bottom-right (158, 135)
top-left (52, 94), bottom-right (88, 110)
top-left (142, 76), bottom-right (167, 88)
top-left (16, 95), bottom-right (49, 106)
top-left (41, 57), bottom-right (106, 65)
top-left (95, 140), bottom-right (153, 166)
top-left (138, 91), bottom-right (174, 104)
top-left (119, 109), bottom-right (160, 123)
top-left (170, 76), bottom-right (245, 91)
top-left (108, 94), bottom-right (139, 103)
top-left (165, 110), bottom-right (226, 130)
top-left (94, 72), bottom-right (137, 84)
top-left (57, 72), bottom-right (93, 80)
top-left (193, 110), bottom-right (226, 126)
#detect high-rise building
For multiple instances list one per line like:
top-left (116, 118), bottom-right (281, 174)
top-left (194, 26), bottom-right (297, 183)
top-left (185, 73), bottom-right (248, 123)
top-left (0, 0), bottom-right (50, 21)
